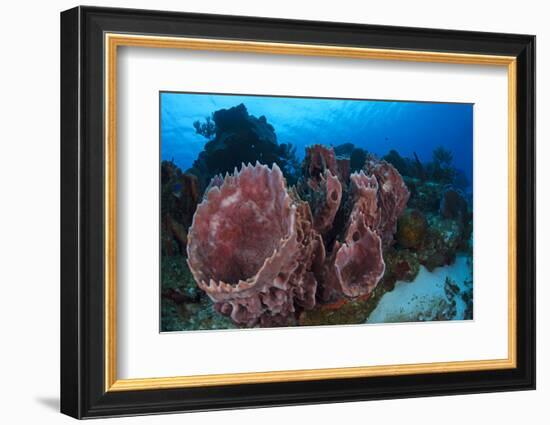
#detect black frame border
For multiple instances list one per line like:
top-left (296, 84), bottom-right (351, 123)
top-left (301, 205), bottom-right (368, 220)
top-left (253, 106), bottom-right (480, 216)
top-left (61, 6), bottom-right (535, 419)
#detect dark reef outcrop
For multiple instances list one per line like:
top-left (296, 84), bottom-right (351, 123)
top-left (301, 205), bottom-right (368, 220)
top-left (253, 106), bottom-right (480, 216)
top-left (188, 104), bottom-right (299, 190)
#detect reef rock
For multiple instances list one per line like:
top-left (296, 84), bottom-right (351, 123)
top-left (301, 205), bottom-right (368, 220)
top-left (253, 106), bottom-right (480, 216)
top-left (384, 248), bottom-right (420, 283)
top-left (440, 188), bottom-right (468, 222)
top-left (406, 179), bottom-right (444, 213)
top-left (396, 209), bottom-right (428, 249)
top-left (417, 215), bottom-right (462, 271)
top-left (186, 163), bottom-right (324, 327)
top-left (161, 161), bottom-right (200, 256)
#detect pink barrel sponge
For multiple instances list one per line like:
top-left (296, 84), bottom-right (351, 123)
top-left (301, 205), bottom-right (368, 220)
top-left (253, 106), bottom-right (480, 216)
top-left (186, 163), bottom-right (324, 326)
top-left (324, 212), bottom-right (385, 299)
top-left (365, 159), bottom-right (410, 246)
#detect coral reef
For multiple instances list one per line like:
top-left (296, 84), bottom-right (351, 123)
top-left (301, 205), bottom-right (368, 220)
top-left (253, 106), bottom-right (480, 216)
top-left (384, 248), bottom-right (420, 283)
top-left (384, 146), bottom-right (468, 191)
top-left (162, 108), bottom-right (473, 330)
top-left (417, 215), bottom-right (463, 271)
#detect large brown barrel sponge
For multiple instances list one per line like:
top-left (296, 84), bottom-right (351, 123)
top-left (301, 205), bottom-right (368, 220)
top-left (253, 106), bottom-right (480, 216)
top-left (303, 144), bottom-right (339, 186)
top-left (365, 159), bottom-right (410, 246)
top-left (324, 213), bottom-right (385, 299)
top-left (310, 170), bottom-right (343, 234)
top-left (349, 170), bottom-right (381, 230)
top-left (187, 163), bottom-right (324, 327)
top-left (319, 172), bottom-right (386, 302)
top-left (299, 145), bottom-right (343, 235)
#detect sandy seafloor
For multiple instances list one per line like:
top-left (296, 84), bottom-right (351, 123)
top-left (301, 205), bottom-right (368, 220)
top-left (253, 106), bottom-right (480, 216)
top-left (367, 255), bottom-right (473, 324)
top-left (161, 253), bottom-right (473, 332)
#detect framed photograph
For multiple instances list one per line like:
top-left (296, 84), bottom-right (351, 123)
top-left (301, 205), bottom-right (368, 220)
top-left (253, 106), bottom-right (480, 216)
top-left (60, 6), bottom-right (535, 419)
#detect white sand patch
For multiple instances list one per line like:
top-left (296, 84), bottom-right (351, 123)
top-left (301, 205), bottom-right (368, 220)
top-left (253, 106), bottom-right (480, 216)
top-left (367, 255), bottom-right (473, 324)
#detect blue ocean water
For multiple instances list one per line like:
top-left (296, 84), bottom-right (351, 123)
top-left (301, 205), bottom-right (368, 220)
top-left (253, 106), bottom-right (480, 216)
top-left (160, 92), bottom-right (473, 185)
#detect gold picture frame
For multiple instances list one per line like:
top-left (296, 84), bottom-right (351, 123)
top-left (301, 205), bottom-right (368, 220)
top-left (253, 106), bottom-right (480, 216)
top-left (104, 34), bottom-right (517, 392)
top-left (61, 6), bottom-right (535, 419)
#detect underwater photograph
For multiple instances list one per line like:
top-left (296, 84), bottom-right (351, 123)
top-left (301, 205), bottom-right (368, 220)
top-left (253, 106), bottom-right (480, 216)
top-left (160, 92), bottom-right (473, 332)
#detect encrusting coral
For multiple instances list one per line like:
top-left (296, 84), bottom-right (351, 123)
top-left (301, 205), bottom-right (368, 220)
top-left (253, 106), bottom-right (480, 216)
top-left (161, 161), bottom-right (200, 256)
top-left (186, 144), bottom-right (411, 326)
top-left (396, 209), bottom-right (428, 249)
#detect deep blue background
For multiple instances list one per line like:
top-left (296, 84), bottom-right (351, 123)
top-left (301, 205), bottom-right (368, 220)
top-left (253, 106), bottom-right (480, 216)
top-left (161, 92), bottom-right (473, 182)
